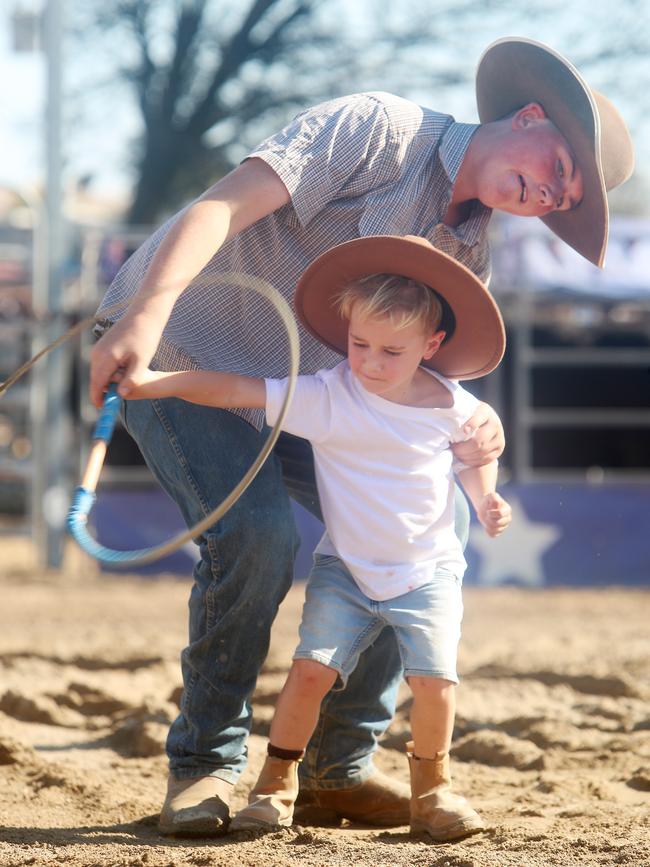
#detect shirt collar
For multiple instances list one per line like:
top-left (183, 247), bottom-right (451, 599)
top-left (438, 122), bottom-right (492, 247)
top-left (439, 122), bottom-right (478, 183)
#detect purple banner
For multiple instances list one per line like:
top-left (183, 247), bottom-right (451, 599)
top-left (93, 482), bottom-right (650, 587)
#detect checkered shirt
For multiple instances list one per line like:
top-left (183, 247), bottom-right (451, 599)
top-left (98, 91), bottom-right (493, 429)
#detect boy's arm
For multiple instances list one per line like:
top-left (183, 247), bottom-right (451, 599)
top-left (120, 369), bottom-right (266, 409)
top-left (456, 461), bottom-right (511, 538)
top-left (456, 460), bottom-right (498, 509)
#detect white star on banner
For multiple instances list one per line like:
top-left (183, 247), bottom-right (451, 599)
top-left (468, 496), bottom-right (563, 587)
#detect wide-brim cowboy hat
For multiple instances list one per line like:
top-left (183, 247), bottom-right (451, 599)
top-left (295, 235), bottom-right (505, 380)
top-left (476, 37), bottom-right (634, 268)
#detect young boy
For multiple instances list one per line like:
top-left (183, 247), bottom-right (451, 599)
top-left (121, 235), bottom-right (511, 841)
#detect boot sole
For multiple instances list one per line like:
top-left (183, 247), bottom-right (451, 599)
top-left (230, 817), bottom-right (293, 833)
top-left (410, 817), bottom-right (485, 842)
top-left (293, 803), bottom-right (408, 827)
top-left (158, 816), bottom-right (230, 837)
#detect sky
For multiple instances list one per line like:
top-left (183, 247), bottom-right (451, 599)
top-left (1, 10), bottom-right (46, 195)
top-left (0, 3), bottom-right (139, 204)
top-left (1, 2), bottom-right (648, 212)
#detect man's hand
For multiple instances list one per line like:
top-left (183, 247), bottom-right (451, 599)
top-left (477, 492), bottom-right (512, 537)
top-left (452, 401), bottom-right (505, 466)
top-left (89, 311), bottom-right (164, 408)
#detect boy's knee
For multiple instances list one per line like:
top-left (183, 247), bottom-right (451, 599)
top-left (289, 659), bottom-right (338, 695)
top-left (408, 675), bottom-right (456, 696)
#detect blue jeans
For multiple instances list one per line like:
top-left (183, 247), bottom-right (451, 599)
top-left (121, 396), bottom-right (470, 789)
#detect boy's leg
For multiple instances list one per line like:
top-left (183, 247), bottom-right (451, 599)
top-left (408, 677), bottom-right (456, 758)
top-left (122, 398), bottom-right (300, 835)
top-left (270, 659), bottom-right (339, 750)
top-left (230, 659), bottom-right (337, 832)
top-left (406, 677), bottom-right (484, 841)
top-left (387, 575), bottom-right (484, 841)
top-left (232, 551), bottom-right (384, 834)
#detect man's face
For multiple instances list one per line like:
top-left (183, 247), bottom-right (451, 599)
top-left (478, 103), bottom-right (584, 217)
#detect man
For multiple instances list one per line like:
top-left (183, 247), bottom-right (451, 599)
top-left (90, 38), bottom-right (633, 836)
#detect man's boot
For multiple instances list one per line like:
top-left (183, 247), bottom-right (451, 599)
top-left (230, 755), bottom-right (300, 832)
top-left (407, 741), bottom-right (485, 841)
top-left (294, 769), bottom-right (410, 826)
top-left (158, 773), bottom-right (233, 836)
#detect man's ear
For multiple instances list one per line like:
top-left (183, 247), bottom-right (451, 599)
top-left (512, 102), bottom-right (547, 129)
top-left (422, 330), bottom-right (446, 360)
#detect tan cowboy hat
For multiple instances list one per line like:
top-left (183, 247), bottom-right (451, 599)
top-left (295, 235), bottom-right (505, 380)
top-left (476, 37), bottom-right (634, 268)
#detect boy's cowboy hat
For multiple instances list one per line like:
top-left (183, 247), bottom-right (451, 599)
top-left (476, 37), bottom-right (634, 268)
top-left (295, 235), bottom-right (505, 380)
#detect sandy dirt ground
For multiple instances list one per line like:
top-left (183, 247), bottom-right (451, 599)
top-left (0, 537), bottom-right (649, 867)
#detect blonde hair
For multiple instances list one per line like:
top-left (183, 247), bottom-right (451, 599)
top-left (334, 273), bottom-right (443, 334)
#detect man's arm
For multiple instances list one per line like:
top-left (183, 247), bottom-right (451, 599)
top-left (451, 401), bottom-right (505, 466)
top-left (121, 368), bottom-right (266, 409)
top-left (89, 158), bottom-right (290, 408)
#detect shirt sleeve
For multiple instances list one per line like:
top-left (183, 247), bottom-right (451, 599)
top-left (265, 372), bottom-right (333, 443)
top-left (246, 94), bottom-right (402, 227)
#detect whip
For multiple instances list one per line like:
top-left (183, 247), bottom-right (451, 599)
top-left (1, 273), bottom-right (300, 566)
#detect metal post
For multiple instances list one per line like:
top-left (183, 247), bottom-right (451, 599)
top-left (31, 0), bottom-right (69, 567)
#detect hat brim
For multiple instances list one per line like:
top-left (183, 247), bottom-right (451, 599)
top-left (476, 37), bottom-right (607, 267)
top-left (295, 235), bottom-right (505, 380)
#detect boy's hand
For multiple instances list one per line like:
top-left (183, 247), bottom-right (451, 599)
top-left (478, 492), bottom-right (512, 537)
top-left (111, 367), bottom-right (166, 400)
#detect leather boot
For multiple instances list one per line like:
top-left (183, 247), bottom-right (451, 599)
top-left (230, 755), bottom-right (300, 832)
top-left (407, 741), bottom-right (485, 841)
top-left (158, 773), bottom-right (233, 836)
top-left (294, 769), bottom-right (410, 826)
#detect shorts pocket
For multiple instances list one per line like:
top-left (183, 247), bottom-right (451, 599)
top-left (312, 552), bottom-right (341, 567)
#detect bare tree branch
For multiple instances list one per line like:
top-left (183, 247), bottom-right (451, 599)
top-left (160, 1), bottom-right (207, 123)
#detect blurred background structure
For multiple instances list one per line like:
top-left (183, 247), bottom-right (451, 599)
top-left (0, 0), bottom-right (649, 583)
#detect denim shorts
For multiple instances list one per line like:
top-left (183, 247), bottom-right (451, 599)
top-left (294, 554), bottom-right (464, 686)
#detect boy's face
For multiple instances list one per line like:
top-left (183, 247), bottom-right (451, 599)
top-left (477, 103), bottom-right (584, 217)
top-left (347, 305), bottom-right (445, 402)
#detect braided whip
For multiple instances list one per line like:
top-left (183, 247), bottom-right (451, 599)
top-left (1, 272), bottom-right (300, 566)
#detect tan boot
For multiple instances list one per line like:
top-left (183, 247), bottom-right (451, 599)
top-left (294, 769), bottom-right (410, 826)
top-left (407, 741), bottom-right (485, 841)
top-left (230, 755), bottom-right (300, 832)
top-left (158, 773), bottom-right (233, 836)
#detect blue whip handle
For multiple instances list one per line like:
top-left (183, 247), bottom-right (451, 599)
top-left (93, 382), bottom-right (122, 442)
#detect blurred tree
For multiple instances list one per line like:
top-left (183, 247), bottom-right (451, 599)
top-left (69, 0), bottom-right (336, 223)
top-left (70, 0), bottom-right (489, 224)
top-left (114, 0), bottom-right (342, 223)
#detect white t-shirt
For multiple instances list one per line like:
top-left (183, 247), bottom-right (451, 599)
top-left (265, 361), bottom-right (479, 601)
